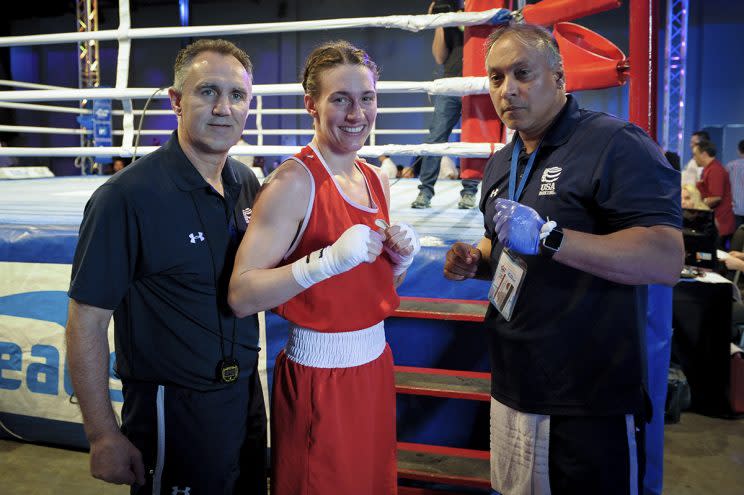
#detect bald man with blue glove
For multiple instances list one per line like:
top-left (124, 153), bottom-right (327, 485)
top-left (443, 23), bottom-right (683, 495)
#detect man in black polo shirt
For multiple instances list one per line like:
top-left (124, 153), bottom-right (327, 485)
top-left (66, 39), bottom-right (265, 494)
top-left (444, 24), bottom-right (683, 494)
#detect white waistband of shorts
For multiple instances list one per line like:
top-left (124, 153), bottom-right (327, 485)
top-left (285, 322), bottom-right (386, 368)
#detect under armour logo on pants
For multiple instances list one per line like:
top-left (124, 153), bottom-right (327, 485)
top-left (189, 232), bottom-right (205, 243)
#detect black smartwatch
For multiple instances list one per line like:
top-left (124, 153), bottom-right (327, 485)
top-left (540, 227), bottom-right (564, 259)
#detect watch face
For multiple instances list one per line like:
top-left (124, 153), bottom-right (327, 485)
top-left (544, 229), bottom-right (563, 251)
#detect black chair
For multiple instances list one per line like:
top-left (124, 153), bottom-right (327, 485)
top-left (682, 208), bottom-right (717, 269)
top-left (731, 225), bottom-right (744, 252)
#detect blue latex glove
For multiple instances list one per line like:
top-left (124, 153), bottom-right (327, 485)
top-left (493, 198), bottom-right (546, 255)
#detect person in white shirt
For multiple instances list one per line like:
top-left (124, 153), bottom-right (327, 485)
top-left (681, 130), bottom-right (710, 186)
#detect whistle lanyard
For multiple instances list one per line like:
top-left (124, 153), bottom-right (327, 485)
top-left (189, 189), bottom-right (238, 363)
top-left (508, 137), bottom-right (543, 202)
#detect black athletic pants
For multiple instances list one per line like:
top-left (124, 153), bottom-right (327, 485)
top-left (547, 414), bottom-right (646, 495)
top-left (491, 414), bottom-right (646, 495)
top-left (121, 365), bottom-right (267, 495)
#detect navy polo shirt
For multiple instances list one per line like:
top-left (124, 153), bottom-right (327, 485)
top-left (479, 95), bottom-right (681, 416)
top-left (70, 132), bottom-right (260, 391)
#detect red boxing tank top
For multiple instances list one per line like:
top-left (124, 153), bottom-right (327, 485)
top-left (275, 145), bottom-right (400, 332)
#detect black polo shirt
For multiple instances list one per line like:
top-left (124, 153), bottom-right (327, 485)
top-left (69, 132), bottom-right (260, 391)
top-left (479, 95), bottom-right (681, 416)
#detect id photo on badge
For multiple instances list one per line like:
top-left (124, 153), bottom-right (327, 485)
top-left (495, 281), bottom-right (514, 309)
top-left (492, 273), bottom-right (517, 320)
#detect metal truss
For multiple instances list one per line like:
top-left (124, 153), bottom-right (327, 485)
top-left (75, 0), bottom-right (99, 173)
top-left (662, 0), bottom-right (688, 158)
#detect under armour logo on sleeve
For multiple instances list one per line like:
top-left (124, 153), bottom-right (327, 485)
top-left (171, 487), bottom-right (191, 495)
top-left (189, 232), bottom-right (205, 243)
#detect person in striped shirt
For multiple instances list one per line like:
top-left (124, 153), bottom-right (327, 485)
top-left (726, 140), bottom-right (744, 229)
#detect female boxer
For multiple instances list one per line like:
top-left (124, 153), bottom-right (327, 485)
top-left (229, 40), bottom-right (419, 495)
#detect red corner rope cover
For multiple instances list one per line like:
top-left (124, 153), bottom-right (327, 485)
top-left (522, 0), bottom-right (621, 26)
top-left (460, 0), bottom-right (628, 178)
top-left (554, 22), bottom-right (628, 92)
top-left (461, 0), bottom-right (655, 166)
top-left (460, 0), bottom-right (505, 181)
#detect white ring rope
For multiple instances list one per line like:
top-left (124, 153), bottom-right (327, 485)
top-left (0, 101), bottom-right (93, 115)
top-left (0, 79), bottom-right (485, 158)
top-left (0, 10), bottom-right (508, 48)
top-left (0, 142), bottom-right (502, 159)
top-left (0, 124), bottom-right (462, 138)
top-left (0, 77), bottom-right (489, 102)
top-left (0, 79), bottom-right (486, 156)
top-left (0, 1), bottom-right (506, 165)
top-left (0, 102), bottom-right (437, 116)
top-left (0, 124), bottom-right (87, 135)
top-left (0, 79), bottom-right (70, 91)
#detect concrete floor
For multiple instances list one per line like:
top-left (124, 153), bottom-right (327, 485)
top-left (0, 438), bottom-right (127, 495)
top-left (1, 413), bottom-right (742, 494)
top-left (662, 413), bottom-right (744, 494)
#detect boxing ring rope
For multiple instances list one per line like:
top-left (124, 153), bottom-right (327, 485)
top-left (0, 80), bottom-right (71, 91)
top-left (0, 101), bottom-right (438, 116)
top-left (0, 125), bottom-right (462, 138)
top-left (0, 10), bottom-right (509, 48)
top-left (0, 3), bottom-right (512, 170)
top-left (0, 81), bottom-right (460, 150)
top-left (0, 0), bottom-right (638, 165)
top-left (0, 78), bottom-right (494, 159)
top-left (0, 141), bottom-right (499, 159)
top-left (0, 77), bottom-right (490, 102)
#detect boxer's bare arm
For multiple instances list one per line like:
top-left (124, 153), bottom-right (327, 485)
top-left (229, 161), bottom-right (310, 317)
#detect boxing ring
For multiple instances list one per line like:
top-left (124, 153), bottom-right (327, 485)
top-left (0, 1), bottom-right (671, 493)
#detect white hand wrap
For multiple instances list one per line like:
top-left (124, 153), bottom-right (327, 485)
top-left (384, 223), bottom-right (421, 277)
top-left (291, 224), bottom-right (377, 289)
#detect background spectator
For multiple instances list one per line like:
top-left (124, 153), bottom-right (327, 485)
top-left (682, 183), bottom-right (709, 210)
top-left (681, 130), bottom-right (710, 185)
top-left (402, 154), bottom-right (458, 180)
top-left (111, 157), bottom-right (128, 174)
top-left (695, 139), bottom-right (735, 248)
top-left (726, 139), bottom-right (744, 228)
top-left (378, 154), bottom-right (400, 179)
top-left (411, 0), bottom-right (478, 209)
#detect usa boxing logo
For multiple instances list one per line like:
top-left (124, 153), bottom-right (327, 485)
top-left (539, 166), bottom-right (562, 196)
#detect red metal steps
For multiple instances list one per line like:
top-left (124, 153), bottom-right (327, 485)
top-left (399, 487), bottom-right (482, 495)
top-left (395, 366), bottom-right (490, 402)
top-left (392, 296), bottom-right (491, 493)
top-left (394, 296), bottom-right (488, 322)
top-left (397, 442), bottom-right (490, 489)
